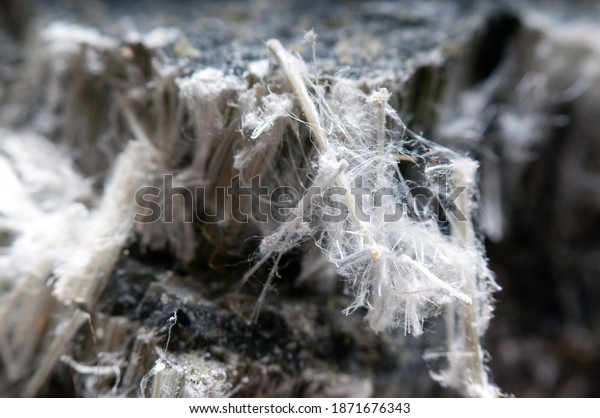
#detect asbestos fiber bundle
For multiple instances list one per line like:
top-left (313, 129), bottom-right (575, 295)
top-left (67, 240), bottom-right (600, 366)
top-left (1, 0), bottom-right (600, 398)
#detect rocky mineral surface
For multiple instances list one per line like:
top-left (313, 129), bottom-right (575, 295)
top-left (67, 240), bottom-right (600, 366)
top-left (1, 0), bottom-right (599, 397)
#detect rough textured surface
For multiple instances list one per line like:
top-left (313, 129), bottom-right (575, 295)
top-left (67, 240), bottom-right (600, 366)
top-left (1, 0), bottom-right (600, 397)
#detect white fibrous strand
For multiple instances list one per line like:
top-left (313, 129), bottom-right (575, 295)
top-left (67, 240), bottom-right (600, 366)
top-left (236, 38), bottom-right (500, 397)
top-left (53, 138), bottom-right (160, 308)
top-left (234, 92), bottom-right (295, 175)
top-left (0, 129), bottom-right (91, 382)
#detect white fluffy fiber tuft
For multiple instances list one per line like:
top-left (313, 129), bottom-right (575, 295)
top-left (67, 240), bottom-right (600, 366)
top-left (245, 38), bottom-right (501, 396)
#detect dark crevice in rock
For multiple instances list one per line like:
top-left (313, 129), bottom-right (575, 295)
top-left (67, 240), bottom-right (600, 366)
top-left (469, 11), bottom-right (522, 85)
